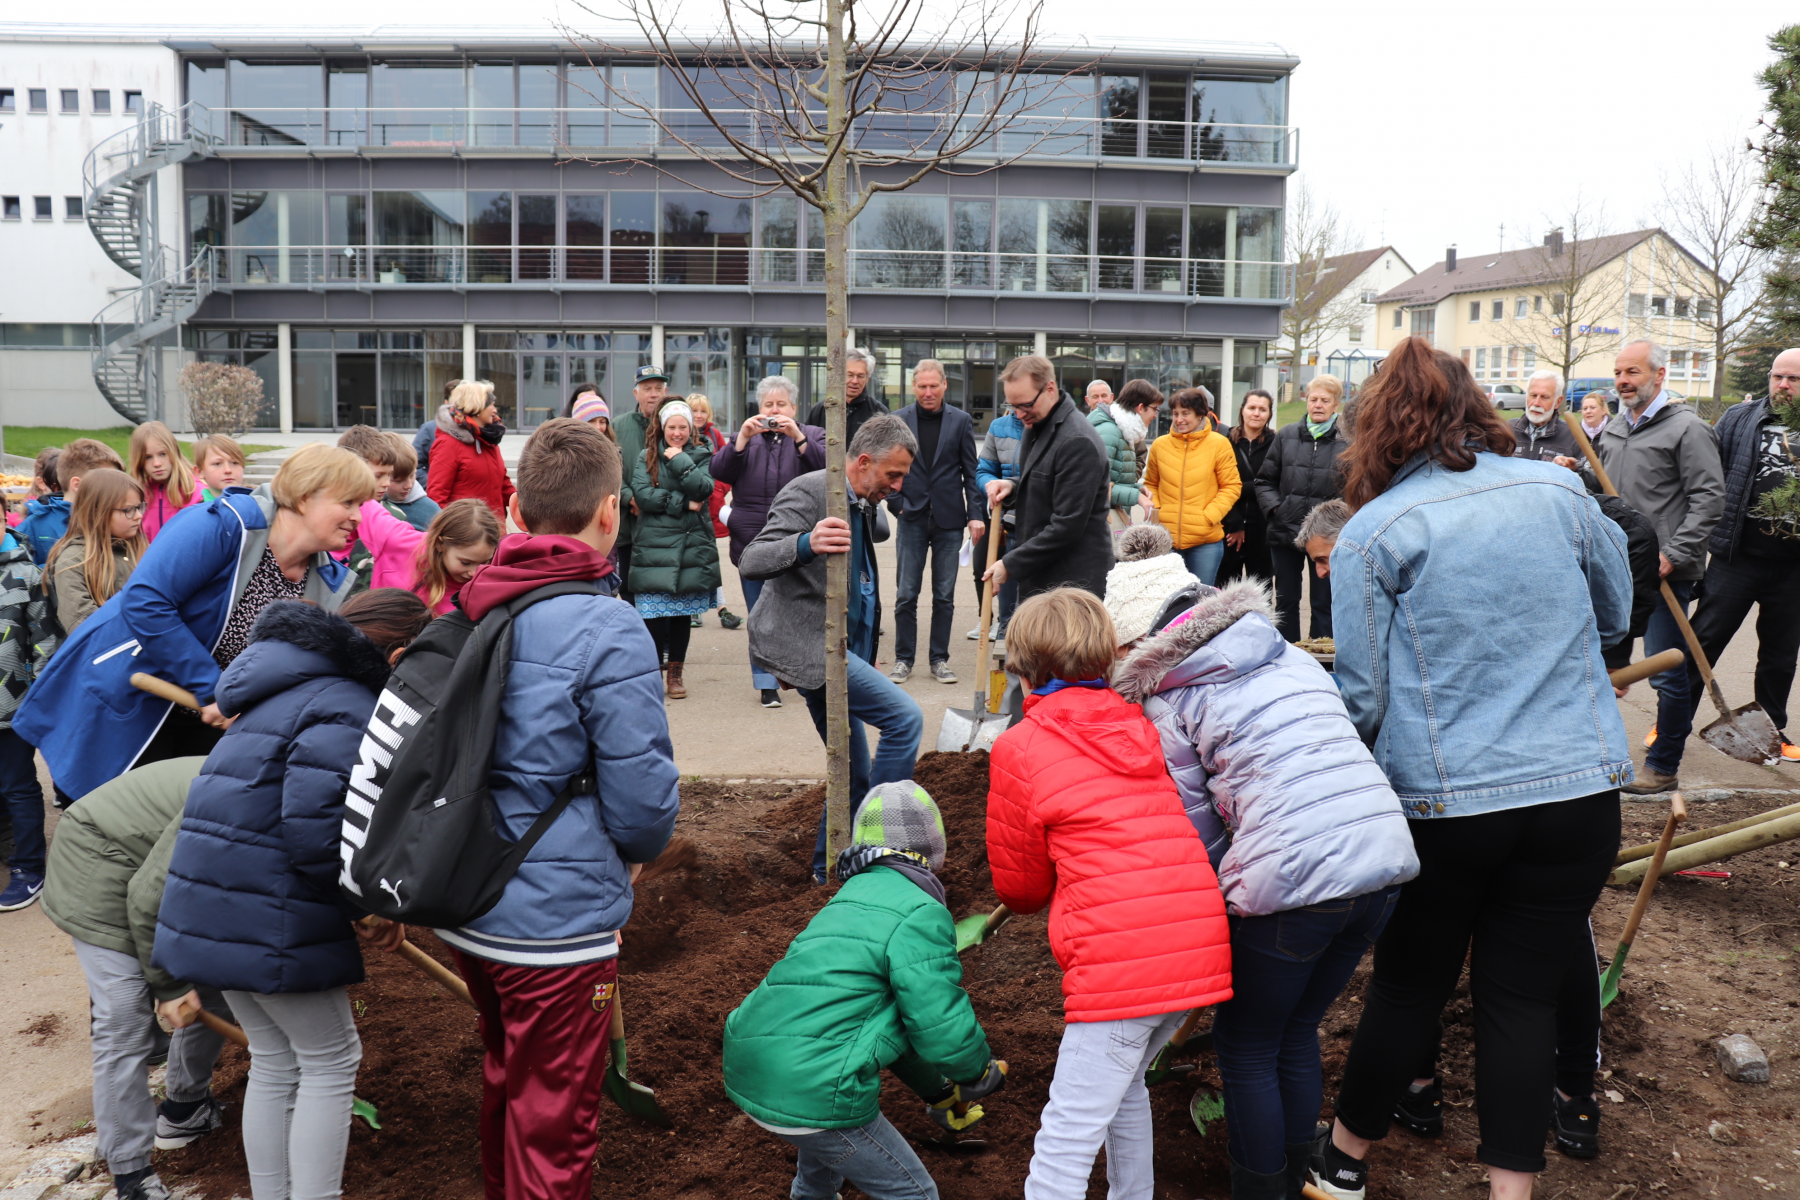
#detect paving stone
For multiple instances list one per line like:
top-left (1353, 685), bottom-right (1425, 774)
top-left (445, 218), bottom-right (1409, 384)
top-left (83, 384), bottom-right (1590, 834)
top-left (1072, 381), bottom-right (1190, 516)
top-left (1717, 1034), bottom-right (1770, 1083)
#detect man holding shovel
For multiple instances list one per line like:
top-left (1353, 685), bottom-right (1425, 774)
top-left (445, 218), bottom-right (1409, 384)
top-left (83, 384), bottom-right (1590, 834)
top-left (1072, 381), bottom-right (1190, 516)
top-left (1557, 340), bottom-right (1724, 793)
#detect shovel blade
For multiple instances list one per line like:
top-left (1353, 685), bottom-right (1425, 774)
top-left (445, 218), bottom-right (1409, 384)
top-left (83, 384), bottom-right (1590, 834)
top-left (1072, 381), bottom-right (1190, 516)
top-left (604, 1037), bottom-right (674, 1128)
top-left (1599, 946), bottom-right (1628, 1009)
top-left (1699, 702), bottom-right (1785, 766)
top-left (935, 706), bottom-right (1010, 754)
top-left (1189, 1087), bottom-right (1226, 1136)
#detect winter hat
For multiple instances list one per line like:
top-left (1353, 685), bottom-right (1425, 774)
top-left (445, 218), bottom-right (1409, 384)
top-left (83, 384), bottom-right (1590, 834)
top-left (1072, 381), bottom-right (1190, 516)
top-left (849, 780), bottom-right (947, 871)
top-left (658, 400), bottom-right (695, 429)
top-left (571, 393), bottom-right (609, 423)
top-left (1104, 524), bottom-right (1203, 645)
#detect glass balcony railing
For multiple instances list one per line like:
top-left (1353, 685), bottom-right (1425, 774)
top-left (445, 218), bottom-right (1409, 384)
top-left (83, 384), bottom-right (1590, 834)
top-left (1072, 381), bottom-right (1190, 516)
top-left (192, 105), bottom-right (1296, 166)
top-left (219, 244), bottom-right (1295, 300)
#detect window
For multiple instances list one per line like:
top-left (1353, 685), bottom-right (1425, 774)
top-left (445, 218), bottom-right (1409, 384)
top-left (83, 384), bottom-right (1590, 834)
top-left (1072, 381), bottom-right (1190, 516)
top-left (1674, 296), bottom-right (1690, 318)
top-left (1393, 307), bottom-right (1402, 328)
top-left (1507, 346), bottom-right (1522, 378)
top-left (1627, 293), bottom-right (1646, 317)
top-left (64, 196), bottom-right (82, 219)
top-left (1470, 300), bottom-right (1481, 322)
top-left (32, 197), bottom-right (51, 221)
top-left (1360, 288), bottom-right (1378, 304)
top-left (1668, 350), bottom-right (1688, 377)
top-left (231, 59), bottom-right (326, 145)
top-left (1475, 346), bottom-right (1487, 374)
top-left (60, 88), bottom-right (79, 112)
top-left (28, 88), bottom-right (47, 112)
top-left (1409, 308), bottom-right (1435, 342)
top-left (92, 89), bottom-right (110, 113)
top-left (1515, 297), bottom-right (1527, 318)
top-left (124, 90), bottom-right (142, 113)
top-left (1697, 298), bottom-right (1716, 321)
top-left (1552, 293), bottom-right (1566, 315)
top-left (0, 89), bottom-right (12, 111)
top-left (1693, 352), bottom-right (1711, 379)
top-left (1488, 299), bottom-right (1501, 321)
top-left (1348, 325), bottom-right (1363, 343)
top-left (1650, 295), bottom-right (1668, 317)
top-left (1, 197), bottom-right (18, 220)
top-left (1523, 348), bottom-right (1536, 373)
top-left (1534, 295), bottom-right (1543, 312)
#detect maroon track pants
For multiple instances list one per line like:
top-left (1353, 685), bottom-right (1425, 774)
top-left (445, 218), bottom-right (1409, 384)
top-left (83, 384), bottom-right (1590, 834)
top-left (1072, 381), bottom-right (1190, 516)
top-left (450, 950), bottom-right (619, 1200)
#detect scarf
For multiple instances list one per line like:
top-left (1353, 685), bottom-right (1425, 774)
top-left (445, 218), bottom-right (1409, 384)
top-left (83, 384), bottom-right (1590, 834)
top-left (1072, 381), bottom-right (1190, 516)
top-left (1306, 413), bottom-right (1338, 440)
top-left (833, 845), bottom-right (947, 905)
top-left (1113, 405), bottom-right (1148, 447)
top-left (1030, 677), bottom-right (1110, 696)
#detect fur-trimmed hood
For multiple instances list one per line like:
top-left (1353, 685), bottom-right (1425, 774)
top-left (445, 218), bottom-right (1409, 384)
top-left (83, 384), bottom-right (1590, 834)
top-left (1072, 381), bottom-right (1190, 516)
top-left (436, 403), bottom-right (475, 445)
top-left (216, 600), bottom-right (391, 716)
top-left (1114, 578), bottom-right (1281, 705)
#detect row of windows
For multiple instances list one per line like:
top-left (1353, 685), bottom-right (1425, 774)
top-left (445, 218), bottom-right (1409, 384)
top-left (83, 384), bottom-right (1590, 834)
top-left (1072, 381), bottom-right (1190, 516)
top-left (1462, 344), bottom-right (1710, 381)
top-left (1627, 293), bottom-right (1713, 320)
top-left (1470, 295), bottom-right (1549, 322)
top-left (0, 88), bottom-right (142, 114)
top-left (1, 196), bottom-right (83, 221)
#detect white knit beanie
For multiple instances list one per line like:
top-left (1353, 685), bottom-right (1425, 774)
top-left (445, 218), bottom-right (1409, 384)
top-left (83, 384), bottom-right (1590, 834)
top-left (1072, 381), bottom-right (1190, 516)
top-left (1104, 525), bottom-right (1201, 645)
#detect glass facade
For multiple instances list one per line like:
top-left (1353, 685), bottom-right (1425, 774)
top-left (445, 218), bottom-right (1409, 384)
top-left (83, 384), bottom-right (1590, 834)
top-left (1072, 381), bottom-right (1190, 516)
top-left (289, 329), bottom-right (462, 431)
top-left (184, 328), bottom-right (282, 428)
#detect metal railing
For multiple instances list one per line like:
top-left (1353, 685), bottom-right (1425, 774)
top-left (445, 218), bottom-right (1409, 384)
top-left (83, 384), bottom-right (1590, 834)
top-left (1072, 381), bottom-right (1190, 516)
top-left (215, 243), bottom-right (1294, 299)
top-left (193, 106), bottom-right (1296, 165)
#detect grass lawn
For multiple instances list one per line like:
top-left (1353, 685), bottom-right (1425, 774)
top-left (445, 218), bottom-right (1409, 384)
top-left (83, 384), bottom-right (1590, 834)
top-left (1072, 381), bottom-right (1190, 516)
top-left (5, 427), bottom-right (280, 464)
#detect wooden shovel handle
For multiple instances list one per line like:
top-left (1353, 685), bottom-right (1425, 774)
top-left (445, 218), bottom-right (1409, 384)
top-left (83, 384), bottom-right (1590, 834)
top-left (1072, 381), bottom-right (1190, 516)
top-left (975, 500), bottom-right (1005, 712)
top-left (1608, 648), bottom-right (1685, 689)
top-left (130, 672), bottom-right (201, 712)
top-left (1616, 792), bottom-right (1687, 953)
top-left (398, 939), bottom-right (476, 1009)
top-left (196, 1008), bottom-right (249, 1049)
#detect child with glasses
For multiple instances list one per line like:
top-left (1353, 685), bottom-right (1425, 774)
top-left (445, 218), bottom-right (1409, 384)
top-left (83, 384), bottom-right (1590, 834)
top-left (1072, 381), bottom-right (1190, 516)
top-left (45, 468), bottom-right (146, 634)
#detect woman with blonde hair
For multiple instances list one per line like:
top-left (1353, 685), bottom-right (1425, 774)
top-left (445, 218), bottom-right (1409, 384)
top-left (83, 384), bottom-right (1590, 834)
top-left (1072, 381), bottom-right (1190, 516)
top-left (1252, 372), bottom-right (1350, 642)
top-left (46, 468), bottom-right (148, 634)
top-left (16, 443), bottom-right (369, 797)
top-left (128, 421), bottom-right (196, 543)
top-left (426, 380), bottom-right (515, 520)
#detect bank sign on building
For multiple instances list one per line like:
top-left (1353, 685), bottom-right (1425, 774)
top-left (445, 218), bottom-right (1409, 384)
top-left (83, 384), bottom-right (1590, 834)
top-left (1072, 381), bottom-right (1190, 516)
top-left (0, 23), bottom-right (1296, 433)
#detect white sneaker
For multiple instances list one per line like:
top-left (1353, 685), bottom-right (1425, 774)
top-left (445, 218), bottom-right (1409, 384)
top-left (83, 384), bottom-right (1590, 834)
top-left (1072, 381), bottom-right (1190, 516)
top-left (966, 626), bottom-right (981, 640)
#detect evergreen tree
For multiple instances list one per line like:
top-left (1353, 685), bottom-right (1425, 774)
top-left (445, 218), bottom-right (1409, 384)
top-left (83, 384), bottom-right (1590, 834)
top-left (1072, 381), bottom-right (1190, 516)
top-left (1746, 28), bottom-right (1800, 401)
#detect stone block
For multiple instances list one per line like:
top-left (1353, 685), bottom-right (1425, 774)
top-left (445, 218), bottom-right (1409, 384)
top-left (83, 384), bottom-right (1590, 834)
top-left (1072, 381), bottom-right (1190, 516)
top-left (1716, 1034), bottom-right (1770, 1084)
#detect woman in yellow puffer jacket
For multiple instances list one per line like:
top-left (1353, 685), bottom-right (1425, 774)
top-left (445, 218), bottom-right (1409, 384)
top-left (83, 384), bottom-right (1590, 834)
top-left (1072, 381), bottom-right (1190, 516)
top-left (1140, 387), bottom-right (1242, 584)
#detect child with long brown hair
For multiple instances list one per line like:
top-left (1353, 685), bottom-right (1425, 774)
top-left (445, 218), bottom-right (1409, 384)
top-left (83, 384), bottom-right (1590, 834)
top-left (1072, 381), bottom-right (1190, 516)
top-left (46, 468), bottom-right (148, 633)
top-left (128, 422), bottom-right (196, 543)
top-left (357, 496), bottom-right (502, 614)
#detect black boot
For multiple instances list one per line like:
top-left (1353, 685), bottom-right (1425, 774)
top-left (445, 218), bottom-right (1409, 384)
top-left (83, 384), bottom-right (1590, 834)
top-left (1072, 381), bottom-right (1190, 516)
top-left (1230, 1159), bottom-right (1289, 1200)
top-left (1284, 1142), bottom-right (1315, 1200)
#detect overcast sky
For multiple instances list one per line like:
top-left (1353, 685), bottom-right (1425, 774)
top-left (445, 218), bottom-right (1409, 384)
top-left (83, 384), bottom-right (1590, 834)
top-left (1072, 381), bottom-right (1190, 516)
top-left (51, 0), bottom-right (1796, 274)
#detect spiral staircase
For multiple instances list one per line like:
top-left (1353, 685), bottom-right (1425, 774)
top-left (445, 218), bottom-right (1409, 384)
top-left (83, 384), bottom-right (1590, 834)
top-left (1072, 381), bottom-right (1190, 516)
top-left (83, 102), bottom-right (219, 423)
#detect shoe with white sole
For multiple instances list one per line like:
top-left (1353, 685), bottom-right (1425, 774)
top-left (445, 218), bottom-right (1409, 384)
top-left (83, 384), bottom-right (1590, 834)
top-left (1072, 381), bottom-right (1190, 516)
top-left (156, 1095), bottom-right (224, 1150)
top-left (1309, 1127), bottom-right (1368, 1200)
top-left (0, 869), bottom-right (43, 912)
top-left (931, 661), bottom-right (958, 684)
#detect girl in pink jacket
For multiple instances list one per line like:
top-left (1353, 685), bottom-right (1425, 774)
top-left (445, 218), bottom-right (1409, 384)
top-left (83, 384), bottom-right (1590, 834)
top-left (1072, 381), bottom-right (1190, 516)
top-left (128, 422), bottom-right (196, 542)
top-left (358, 496), bottom-right (502, 614)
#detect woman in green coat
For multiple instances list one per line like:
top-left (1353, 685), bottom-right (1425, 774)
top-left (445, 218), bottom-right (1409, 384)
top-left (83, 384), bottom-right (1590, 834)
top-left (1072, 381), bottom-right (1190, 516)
top-left (1089, 379), bottom-right (1161, 527)
top-left (629, 399), bottom-right (722, 699)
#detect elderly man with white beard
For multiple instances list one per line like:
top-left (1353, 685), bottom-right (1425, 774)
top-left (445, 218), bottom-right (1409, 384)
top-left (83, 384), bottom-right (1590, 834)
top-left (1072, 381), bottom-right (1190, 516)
top-left (1509, 369), bottom-right (1583, 462)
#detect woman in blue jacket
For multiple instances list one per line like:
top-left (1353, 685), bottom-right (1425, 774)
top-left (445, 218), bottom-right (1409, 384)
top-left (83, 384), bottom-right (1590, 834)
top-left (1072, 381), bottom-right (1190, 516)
top-left (1312, 337), bottom-right (1633, 1200)
top-left (154, 590), bottom-right (429, 1200)
top-left (14, 444), bottom-right (371, 801)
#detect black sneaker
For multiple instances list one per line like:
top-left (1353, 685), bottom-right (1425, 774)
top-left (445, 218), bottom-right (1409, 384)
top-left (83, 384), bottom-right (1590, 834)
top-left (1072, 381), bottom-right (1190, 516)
top-left (114, 1168), bottom-right (174, 1200)
top-left (1552, 1088), bottom-right (1600, 1159)
top-left (719, 608), bottom-right (744, 630)
top-left (1392, 1076), bottom-right (1443, 1138)
top-left (759, 689), bottom-right (783, 709)
top-left (1309, 1128), bottom-right (1368, 1200)
top-left (156, 1094), bottom-right (224, 1150)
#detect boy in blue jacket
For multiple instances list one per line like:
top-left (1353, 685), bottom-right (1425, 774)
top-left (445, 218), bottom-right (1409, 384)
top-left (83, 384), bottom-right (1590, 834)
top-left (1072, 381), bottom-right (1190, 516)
top-left (433, 418), bottom-right (679, 1200)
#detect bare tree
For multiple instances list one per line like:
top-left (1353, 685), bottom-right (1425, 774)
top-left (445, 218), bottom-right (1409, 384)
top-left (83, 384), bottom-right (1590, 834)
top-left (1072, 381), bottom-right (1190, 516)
top-left (1658, 142), bottom-right (1772, 399)
top-left (1510, 199), bottom-right (1620, 385)
top-left (564, 0), bottom-right (1082, 866)
top-left (1279, 180), bottom-right (1362, 378)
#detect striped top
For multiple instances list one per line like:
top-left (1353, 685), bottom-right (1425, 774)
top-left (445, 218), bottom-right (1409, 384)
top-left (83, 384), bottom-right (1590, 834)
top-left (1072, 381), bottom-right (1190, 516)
top-left (435, 925), bottom-right (620, 968)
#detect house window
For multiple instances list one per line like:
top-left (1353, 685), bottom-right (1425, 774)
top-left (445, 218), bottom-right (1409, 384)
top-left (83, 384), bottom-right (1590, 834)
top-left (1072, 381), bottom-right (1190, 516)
top-left (0, 89), bottom-right (13, 111)
top-left (1650, 295), bottom-right (1668, 317)
top-left (64, 196), bottom-right (82, 219)
top-left (32, 196), bottom-right (52, 220)
top-left (1534, 295), bottom-right (1543, 312)
top-left (1669, 350), bottom-right (1688, 377)
top-left (1627, 293), bottom-right (1646, 317)
top-left (124, 90), bottom-right (142, 113)
top-left (1693, 352), bottom-right (1711, 379)
top-left (1523, 348), bottom-right (1536, 373)
top-left (1348, 325), bottom-right (1363, 343)
top-left (1552, 293), bottom-right (1566, 315)
top-left (1470, 301), bottom-right (1481, 322)
top-left (28, 88), bottom-right (47, 112)
top-left (1360, 288), bottom-right (1378, 304)
top-left (1460, 348), bottom-right (1472, 366)
top-left (1475, 347), bottom-right (1487, 374)
top-left (1697, 298), bottom-right (1716, 321)
top-left (60, 89), bottom-right (79, 113)
top-left (1515, 297), bottom-right (1527, 318)
top-left (1674, 296), bottom-right (1690, 318)
top-left (1507, 346), bottom-right (1522, 377)
top-left (1409, 308), bottom-right (1436, 342)
top-left (1, 197), bottom-right (19, 220)
top-left (92, 89), bottom-right (110, 113)
top-left (1392, 307), bottom-right (1402, 328)
top-left (1492, 300), bottom-right (1504, 321)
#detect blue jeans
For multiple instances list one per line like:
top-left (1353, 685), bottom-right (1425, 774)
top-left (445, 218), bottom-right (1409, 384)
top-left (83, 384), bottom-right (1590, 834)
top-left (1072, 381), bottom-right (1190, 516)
top-left (1644, 578), bottom-right (1697, 776)
top-left (1212, 887), bottom-right (1400, 1174)
top-left (773, 1112), bottom-right (938, 1200)
top-left (800, 652), bottom-right (924, 877)
top-left (0, 728), bottom-right (45, 876)
top-left (741, 577), bottom-right (778, 691)
top-left (894, 519), bottom-right (962, 667)
top-left (1179, 540), bottom-right (1225, 587)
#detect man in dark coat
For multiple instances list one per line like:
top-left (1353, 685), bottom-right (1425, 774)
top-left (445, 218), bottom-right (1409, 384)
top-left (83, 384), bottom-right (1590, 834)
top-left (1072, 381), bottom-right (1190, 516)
top-left (1511, 370), bottom-right (1584, 462)
top-left (981, 356), bottom-right (1112, 600)
top-left (805, 347), bottom-right (887, 449)
top-left (888, 359), bottom-right (985, 685)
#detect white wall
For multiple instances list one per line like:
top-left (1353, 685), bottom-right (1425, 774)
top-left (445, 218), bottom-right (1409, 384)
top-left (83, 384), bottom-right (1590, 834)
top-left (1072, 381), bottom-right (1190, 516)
top-left (1314, 249), bottom-right (1414, 366)
top-left (0, 349), bottom-right (127, 427)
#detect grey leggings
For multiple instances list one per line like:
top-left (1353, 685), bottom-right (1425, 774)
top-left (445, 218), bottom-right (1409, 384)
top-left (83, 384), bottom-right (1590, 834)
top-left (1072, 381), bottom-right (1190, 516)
top-left (223, 988), bottom-right (363, 1200)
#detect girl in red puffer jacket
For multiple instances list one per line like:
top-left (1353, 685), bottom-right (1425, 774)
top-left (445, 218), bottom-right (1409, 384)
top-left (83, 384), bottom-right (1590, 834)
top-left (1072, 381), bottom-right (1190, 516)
top-left (986, 587), bottom-right (1231, 1200)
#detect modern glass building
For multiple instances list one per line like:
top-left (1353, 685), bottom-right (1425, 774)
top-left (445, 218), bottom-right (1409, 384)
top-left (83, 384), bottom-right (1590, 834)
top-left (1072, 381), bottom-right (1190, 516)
top-left (90, 31), bottom-right (1297, 431)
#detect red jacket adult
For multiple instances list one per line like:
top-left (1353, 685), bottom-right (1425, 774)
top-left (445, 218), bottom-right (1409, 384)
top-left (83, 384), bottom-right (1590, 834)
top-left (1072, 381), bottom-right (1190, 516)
top-left (425, 405), bottom-right (515, 521)
top-left (697, 422), bottom-right (729, 538)
top-left (987, 685), bottom-right (1232, 1022)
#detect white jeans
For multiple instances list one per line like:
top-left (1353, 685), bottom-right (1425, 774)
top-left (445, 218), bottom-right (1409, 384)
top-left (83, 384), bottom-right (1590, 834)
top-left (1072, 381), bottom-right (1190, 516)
top-left (1024, 1010), bottom-right (1188, 1200)
top-left (224, 988), bottom-right (362, 1200)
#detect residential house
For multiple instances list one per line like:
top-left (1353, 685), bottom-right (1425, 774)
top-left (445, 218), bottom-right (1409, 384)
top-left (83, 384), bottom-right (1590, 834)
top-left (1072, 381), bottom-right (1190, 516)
top-left (1286, 244), bottom-right (1412, 394)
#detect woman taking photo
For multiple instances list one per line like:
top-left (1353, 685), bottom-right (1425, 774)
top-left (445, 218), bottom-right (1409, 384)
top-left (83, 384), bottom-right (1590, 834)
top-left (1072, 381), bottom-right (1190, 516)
top-left (630, 400), bottom-right (722, 701)
top-left (1254, 374), bottom-right (1349, 642)
top-left (45, 468), bottom-right (147, 634)
top-left (15, 444), bottom-right (370, 800)
top-left (1314, 337), bottom-right (1633, 1200)
top-left (1139, 387), bottom-right (1242, 585)
top-left (427, 380), bottom-right (515, 520)
top-left (711, 376), bottom-right (825, 707)
top-left (1219, 388), bottom-right (1276, 583)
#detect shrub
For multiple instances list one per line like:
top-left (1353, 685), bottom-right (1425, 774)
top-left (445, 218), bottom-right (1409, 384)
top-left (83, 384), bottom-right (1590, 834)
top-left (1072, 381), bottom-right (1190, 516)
top-left (180, 361), bottom-right (264, 436)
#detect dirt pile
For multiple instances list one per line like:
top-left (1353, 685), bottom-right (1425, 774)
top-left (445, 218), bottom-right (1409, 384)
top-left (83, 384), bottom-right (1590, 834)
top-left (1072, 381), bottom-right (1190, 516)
top-left (155, 769), bottom-right (1800, 1200)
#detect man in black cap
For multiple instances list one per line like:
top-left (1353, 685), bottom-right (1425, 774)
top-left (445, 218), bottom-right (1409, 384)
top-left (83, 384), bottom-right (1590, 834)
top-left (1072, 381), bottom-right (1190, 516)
top-left (615, 364), bottom-right (670, 602)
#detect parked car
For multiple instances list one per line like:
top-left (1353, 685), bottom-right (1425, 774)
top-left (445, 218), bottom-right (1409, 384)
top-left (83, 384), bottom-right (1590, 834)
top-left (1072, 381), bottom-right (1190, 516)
top-left (1487, 383), bottom-right (1527, 408)
top-left (1566, 377), bottom-right (1617, 411)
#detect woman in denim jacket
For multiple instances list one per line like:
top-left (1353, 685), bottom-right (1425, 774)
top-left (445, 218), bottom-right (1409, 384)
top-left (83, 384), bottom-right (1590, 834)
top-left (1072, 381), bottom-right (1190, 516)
top-left (1311, 337), bottom-right (1634, 1200)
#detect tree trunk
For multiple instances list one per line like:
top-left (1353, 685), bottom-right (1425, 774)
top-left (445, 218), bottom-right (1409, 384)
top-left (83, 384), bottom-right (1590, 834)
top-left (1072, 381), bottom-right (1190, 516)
top-left (821, 0), bottom-right (853, 876)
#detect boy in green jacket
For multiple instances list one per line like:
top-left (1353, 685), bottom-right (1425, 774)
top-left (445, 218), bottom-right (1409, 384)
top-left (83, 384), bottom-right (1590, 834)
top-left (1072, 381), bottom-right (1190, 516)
top-left (723, 782), bottom-right (1006, 1200)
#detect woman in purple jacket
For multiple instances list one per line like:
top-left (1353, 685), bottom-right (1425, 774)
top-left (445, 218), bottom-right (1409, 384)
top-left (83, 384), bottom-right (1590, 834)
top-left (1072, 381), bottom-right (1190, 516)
top-left (711, 375), bottom-right (825, 708)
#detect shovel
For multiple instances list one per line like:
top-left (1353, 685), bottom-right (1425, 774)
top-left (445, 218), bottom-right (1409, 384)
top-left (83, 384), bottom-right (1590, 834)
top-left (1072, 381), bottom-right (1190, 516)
top-left (1563, 417), bottom-right (1784, 765)
top-left (936, 502), bottom-right (1011, 754)
top-left (193, 1009), bottom-right (382, 1129)
top-left (1145, 1008), bottom-right (1211, 1086)
top-left (954, 904), bottom-right (1012, 953)
top-left (1600, 791), bottom-right (1686, 1007)
top-left (603, 982), bottom-right (673, 1127)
